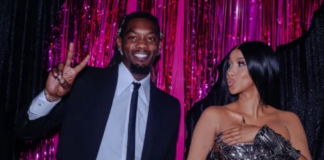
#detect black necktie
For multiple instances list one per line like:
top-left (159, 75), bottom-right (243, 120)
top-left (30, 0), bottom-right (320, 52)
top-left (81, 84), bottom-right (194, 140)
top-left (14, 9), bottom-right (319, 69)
top-left (126, 82), bottom-right (141, 160)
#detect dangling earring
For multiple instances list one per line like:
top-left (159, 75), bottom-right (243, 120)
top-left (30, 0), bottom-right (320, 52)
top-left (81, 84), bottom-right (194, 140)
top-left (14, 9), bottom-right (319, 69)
top-left (118, 48), bottom-right (123, 56)
top-left (157, 49), bottom-right (161, 56)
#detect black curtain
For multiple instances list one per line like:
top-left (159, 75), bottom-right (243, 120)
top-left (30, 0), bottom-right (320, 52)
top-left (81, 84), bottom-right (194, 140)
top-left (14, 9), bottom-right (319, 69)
top-left (0, 0), bottom-right (64, 159)
top-left (185, 3), bottom-right (324, 160)
top-left (276, 3), bottom-right (324, 159)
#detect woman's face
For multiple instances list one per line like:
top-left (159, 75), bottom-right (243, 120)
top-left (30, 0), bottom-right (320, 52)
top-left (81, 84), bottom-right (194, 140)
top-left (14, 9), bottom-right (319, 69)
top-left (226, 49), bottom-right (255, 95)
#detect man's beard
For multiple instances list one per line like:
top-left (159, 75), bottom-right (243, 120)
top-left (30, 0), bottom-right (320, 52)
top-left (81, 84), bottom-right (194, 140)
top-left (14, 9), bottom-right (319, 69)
top-left (130, 63), bottom-right (151, 75)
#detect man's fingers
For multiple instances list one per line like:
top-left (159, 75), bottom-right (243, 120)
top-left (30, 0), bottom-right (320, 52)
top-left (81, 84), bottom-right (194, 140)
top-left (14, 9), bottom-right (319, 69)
top-left (58, 78), bottom-right (72, 90)
top-left (74, 55), bottom-right (90, 73)
top-left (51, 68), bottom-right (58, 78)
top-left (66, 43), bottom-right (74, 67)
top-left (57, 63), bottom-right (64, 79)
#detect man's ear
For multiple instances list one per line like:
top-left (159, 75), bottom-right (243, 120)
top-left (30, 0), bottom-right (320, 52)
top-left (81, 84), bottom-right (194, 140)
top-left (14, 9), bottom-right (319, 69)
top-left (117, 36), bottom-right (122, 49)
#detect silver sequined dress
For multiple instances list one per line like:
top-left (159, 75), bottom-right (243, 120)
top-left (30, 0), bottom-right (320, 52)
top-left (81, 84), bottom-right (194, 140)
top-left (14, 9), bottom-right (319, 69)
top-left (209, 126), bottom-right (300, 160)
top-left (209, 142), bottom-right (296, 160)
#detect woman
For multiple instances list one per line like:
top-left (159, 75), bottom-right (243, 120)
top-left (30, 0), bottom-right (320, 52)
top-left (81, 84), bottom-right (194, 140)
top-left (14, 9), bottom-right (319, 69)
top-left (187, 41), bottom-right (311, 160)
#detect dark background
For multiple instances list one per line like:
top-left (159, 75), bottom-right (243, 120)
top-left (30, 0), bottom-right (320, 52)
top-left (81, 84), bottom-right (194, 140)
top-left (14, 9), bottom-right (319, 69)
top-left (0, 0), bottom-right (64, 159)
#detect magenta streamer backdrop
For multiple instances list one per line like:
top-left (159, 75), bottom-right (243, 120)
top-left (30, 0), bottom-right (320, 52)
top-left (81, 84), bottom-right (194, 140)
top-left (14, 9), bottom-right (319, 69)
top-left (20, 0), bottom-right (323, 159)
top-left (184, 0), bottom-right (323, 110)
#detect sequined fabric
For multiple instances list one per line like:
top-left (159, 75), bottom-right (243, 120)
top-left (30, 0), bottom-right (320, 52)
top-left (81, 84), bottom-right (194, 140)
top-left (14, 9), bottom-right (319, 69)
top-left (209, 142), bottom-right (296, 160)
top-left (209, 126), bottom-right (300, 160)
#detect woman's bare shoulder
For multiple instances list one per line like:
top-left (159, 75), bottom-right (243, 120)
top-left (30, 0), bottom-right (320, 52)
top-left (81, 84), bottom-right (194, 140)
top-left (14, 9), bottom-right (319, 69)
top-left (274, 109), bottom-right (301, 125)
top-left (200, 105), bottom-right (230, 120)
top-left (203, 105), bottom-right (227, 113)
top-left (197, 105), bottom-right (229, 133)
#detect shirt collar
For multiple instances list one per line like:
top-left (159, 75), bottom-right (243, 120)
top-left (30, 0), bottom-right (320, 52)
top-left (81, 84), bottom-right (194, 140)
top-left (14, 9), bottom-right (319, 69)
top-left (115, 62), bottom-right (151, 99)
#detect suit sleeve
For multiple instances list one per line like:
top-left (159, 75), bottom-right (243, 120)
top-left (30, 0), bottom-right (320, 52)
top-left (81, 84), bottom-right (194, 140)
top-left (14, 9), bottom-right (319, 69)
top-left (28, 90), bottom-right (61, 120)
top-left (165, 99), bottom-right (181, 160)
top-left (15, 92), bottom-right (70, 140)
top-left (15, 67), bottom-right (90, 140)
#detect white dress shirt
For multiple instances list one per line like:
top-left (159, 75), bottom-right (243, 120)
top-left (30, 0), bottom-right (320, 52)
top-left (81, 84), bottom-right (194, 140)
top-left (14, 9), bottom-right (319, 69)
top-left (28, 62), bottom-right (151, 160)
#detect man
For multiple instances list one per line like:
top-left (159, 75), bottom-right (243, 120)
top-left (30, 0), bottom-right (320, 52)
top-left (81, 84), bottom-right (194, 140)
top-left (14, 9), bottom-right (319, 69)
top-left (16, 12), bottom-right (181, 160)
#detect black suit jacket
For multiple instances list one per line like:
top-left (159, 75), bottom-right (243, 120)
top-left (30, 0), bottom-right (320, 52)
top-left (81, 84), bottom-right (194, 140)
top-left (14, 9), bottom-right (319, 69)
top-left (16, 64), bottom-right (181, 160)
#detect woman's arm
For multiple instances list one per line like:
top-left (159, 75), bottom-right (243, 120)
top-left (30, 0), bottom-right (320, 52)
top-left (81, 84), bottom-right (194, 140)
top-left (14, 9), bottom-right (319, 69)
top-left (283, 112), bottom-right (312, 160)
top-left (187, 107), bottom-right (220, 160)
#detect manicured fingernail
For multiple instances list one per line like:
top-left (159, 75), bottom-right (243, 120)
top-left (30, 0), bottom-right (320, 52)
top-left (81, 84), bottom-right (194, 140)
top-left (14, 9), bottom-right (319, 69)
top-left (54, 73), bottom-right (57, 77)
top-left (58, 75), bottom-right (62, 79)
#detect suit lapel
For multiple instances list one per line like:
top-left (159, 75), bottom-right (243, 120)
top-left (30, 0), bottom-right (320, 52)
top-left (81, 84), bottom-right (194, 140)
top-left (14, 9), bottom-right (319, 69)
top-left (88, 67), bottom-right (172, 160)
top-left (91, 65), bottom-right (119, 157)
top-left (141, 84), bottom-right (163, 160)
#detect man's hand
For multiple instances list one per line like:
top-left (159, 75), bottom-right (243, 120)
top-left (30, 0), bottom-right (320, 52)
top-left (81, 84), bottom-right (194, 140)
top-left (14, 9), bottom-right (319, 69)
top-left (45, 43), bottom-right (90, 101)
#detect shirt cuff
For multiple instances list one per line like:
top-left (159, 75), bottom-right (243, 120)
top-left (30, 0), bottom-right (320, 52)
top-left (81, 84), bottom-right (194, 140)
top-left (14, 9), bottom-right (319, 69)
top-left (28, 90), bottom-right (61, 120)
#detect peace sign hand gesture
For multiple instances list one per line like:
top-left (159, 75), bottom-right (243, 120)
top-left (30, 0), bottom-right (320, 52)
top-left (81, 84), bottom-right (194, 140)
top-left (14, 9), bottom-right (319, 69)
top-left (45, 43), bottom-right (90, 101)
